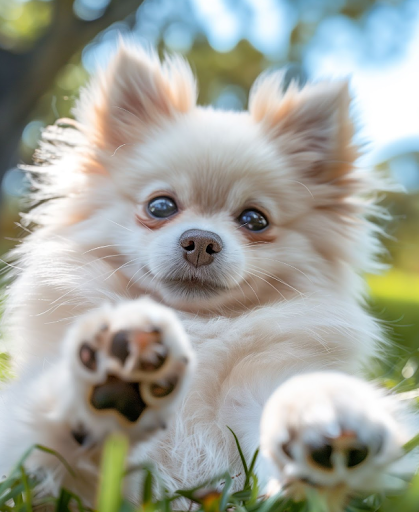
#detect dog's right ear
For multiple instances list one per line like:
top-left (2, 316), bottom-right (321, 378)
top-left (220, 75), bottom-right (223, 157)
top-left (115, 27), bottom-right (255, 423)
top-left (74, 44), bottom-right (197, 151)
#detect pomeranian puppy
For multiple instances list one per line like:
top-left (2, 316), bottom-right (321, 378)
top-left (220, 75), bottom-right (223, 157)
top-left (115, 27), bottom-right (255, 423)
top-left (0, 43), bottom-right (416, 511)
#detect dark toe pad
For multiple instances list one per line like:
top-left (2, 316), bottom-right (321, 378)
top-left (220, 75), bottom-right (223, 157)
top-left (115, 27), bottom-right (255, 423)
top-left (347, 446), bottom-right (369, 467)
top-left (79, 343), bottom-right (97, 371)
top-left (90, 376), bottom-right (146, 422)
top-left (110, 330), bottom-right (130, 364)
top-left (309, 444), bottom-right (333, 469)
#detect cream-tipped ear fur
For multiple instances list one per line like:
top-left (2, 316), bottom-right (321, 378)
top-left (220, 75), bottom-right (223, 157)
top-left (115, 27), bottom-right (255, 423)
top-left (249, 72), bottom-right (357, 182)
top-left (74, 43), bottom-right (197, 150)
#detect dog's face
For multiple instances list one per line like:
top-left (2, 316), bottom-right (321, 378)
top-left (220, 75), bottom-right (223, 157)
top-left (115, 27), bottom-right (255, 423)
top-left (71, 46), bottom-right (368, 313)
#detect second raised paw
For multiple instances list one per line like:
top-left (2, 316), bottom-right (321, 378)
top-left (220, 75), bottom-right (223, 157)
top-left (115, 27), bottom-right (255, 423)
top-left (260, 372), bottom-right (412, 509)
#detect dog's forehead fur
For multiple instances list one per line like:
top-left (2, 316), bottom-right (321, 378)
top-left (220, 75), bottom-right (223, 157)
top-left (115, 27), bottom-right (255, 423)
top-left (110, 107), bottom-right (299, 217)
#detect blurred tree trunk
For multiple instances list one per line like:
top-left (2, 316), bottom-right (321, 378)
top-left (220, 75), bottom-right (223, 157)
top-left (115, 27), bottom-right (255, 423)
top-left (0, 0), bottom-right (143, 202)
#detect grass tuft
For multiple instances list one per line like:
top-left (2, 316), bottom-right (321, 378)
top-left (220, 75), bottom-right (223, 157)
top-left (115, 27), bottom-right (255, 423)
top-left (1, 429), bottom-right (419, 512)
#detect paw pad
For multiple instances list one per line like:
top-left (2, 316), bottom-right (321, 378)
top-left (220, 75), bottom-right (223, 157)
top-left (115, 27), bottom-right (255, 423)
top-left (309, 444), bottom-right (333, 469)
top-left (76, 322), bottom-right (185, 425)
top-left (110, 330), bottom-right (130, 364)
top-left (136, 329), bottom-right (168, 372)
top-left (347, 446), bottom-right (369, 467)
top-left (307, 440), bottom-right (369, 470)
top-left (90, 376), bottom-right (146, 423)
top-left (79, 343), bottom-right (97, 371)
top-left (71, 425), bottom-right (90, 445)
top-left (150, 377), bottom-right (178, 398)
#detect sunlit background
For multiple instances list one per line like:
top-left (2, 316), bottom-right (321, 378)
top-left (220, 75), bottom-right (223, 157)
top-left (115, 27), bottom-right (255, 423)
top-left (0, 0), bottom-right (418, 385)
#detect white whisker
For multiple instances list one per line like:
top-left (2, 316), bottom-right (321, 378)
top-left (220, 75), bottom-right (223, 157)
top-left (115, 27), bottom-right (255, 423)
top-left (284, 179), bottom-right (314, 199)
top-left (112, 105), bottom-right (142, 122)
top-left (229, 275), bottom-right (251, 312)
top-left (130, 262), bottom-right (166, 290)
top-left (242, 241), bottom-right (271, 247)
top-left (43, 259), bottom-right (140, 312)
top-left (0, 259), bottom-right (24, 272)
top-left (234, 270), bottom-right (261, 306)
top-left (104, 258), bottom-right (139, 281)
top-left (136, 219), bottom-right (153, 232)
top-left (107, 219), bottom-right (133, 232)
top-left (247, 265), bottom-right (305, 296)
top-left (246, 270), bottom-right (287, 302)
top-left (83, 244), bottom-right (124, 254)
top-left (111, 143), bottom-right (133, 157)
top-left (247, 256), bottom-right (313, 283)
top-left (235, 222), bottom-right (249, 231)
top-left (78, 254), bottom-right (131, 269)
top-left (14, 222), bottom-right (34, 235)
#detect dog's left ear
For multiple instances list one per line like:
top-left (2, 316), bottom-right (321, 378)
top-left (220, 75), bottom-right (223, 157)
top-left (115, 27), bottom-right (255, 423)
top-left (249, 73), bottom-right (357, 183)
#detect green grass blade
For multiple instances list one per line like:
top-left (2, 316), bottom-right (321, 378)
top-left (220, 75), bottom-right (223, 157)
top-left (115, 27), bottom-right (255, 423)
top-left (0, 505), bottom-right (14, 511)
top-left (0, 444), bottom-right (75, 489)
top-left (219, 473), bottom-right (232, 511)
top-left (231, 490), bottom-right (252, 501)
top-left (19, 465), bottom-right (33, 512)
top-left (403, 432), bottom-right (419, 454)
top-left (120, 501), bottom-right (136, 512)
top-left (142, 469), bottom-right (153, 505)
top-left (227, 427), bottom-right (248, 477)
top-left (0, 483), bottom-right (26, 507)
top-left (247, 449), bottom-right (259, 476)
top-left (161, 496), bottom-right (172, 512)
top-left (390, 471), bottom-right (419, 512)
top-left (97, 433), bottom-right (129, 512)
top-left (55, 488), bottom-right (73, 512)
top-left (249, 474), bottom-right (259, 504)
top-left (0, 352), bottom-right (13, 382)
top-left (175, 489), bottom-right (197, 500)
top-left (244, 449), bottom-right (259, 490)
top-left (0, 476), bottom-right (19, 502)
top-left (0, 446), bottom-right (39, 498)
top-left (33, 445), bottom-right (76, 478)
top-left (67, 491), bottom-right (88, 512)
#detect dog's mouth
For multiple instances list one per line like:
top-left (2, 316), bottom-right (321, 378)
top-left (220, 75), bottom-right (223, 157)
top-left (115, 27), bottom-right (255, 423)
top-left (161, 276), bottom-right (228, 298)
top-left (138, 259), bottom-right (233, 301)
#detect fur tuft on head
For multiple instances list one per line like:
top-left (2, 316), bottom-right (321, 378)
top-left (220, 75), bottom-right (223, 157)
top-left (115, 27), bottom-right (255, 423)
top-left (249, 72), bottom-right (357, 184)
top-left (74, 43), bottom-right (197, 151)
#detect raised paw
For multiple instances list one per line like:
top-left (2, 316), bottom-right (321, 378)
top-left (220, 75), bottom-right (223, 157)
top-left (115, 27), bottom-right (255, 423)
top-left (260, 372), bottom-right (411, 510)
top-left (64, 298), bottom-right (194, 444)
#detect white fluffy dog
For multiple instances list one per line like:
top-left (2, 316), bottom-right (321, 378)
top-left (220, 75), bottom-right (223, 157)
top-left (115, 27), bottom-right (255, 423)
top-left (0, 44), bottom-right (416, 511)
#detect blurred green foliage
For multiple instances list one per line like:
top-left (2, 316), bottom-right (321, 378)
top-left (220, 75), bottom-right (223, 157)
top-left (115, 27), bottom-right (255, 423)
top-left (0, 0), bottom-right (53, 49)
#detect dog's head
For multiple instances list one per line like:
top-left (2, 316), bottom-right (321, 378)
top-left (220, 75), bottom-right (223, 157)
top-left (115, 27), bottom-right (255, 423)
top-left (40, 45), bottom-right (380, 312)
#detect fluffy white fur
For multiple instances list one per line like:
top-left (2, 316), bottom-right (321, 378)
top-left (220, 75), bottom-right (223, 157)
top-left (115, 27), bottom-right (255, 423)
top-left (0, 44), bottom-right (417, 510)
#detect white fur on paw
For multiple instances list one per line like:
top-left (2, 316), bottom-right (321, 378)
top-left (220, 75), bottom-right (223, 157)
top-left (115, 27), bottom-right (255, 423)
top-left (260, 372), bottom-right (410, 499)
top-left (60, 298), bottom-right (194, 445)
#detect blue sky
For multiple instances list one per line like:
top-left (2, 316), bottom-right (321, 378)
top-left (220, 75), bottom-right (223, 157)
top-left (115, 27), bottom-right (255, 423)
top-left (190, 0), bottom-right (419, 169)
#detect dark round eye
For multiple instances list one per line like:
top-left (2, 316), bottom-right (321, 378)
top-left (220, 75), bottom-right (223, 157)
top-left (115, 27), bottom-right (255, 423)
top-left (238, 209), bottom-right (268, 231)
top-left (147, 197), bottom-right (178, 218)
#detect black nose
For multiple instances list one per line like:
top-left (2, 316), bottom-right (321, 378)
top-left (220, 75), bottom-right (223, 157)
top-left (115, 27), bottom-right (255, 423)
top-left (179, 229), bottom-right (223, 267)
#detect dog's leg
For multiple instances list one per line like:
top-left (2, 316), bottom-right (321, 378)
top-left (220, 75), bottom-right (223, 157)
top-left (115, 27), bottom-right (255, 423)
top-left (259, 372), bottom-right (418, 511)
top-left (0, 297), bottom-right (194, 502)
